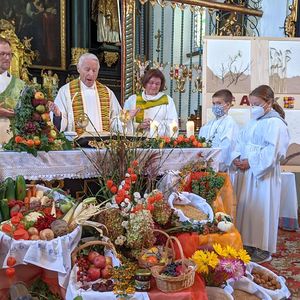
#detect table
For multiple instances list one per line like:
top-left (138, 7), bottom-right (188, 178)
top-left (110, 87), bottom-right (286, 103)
top-left (279, 172), bottom-right (299, 231)
top-left (0, 148), bottom-right (222, 181)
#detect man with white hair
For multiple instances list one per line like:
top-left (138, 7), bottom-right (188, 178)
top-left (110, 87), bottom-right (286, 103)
top-left (51, 53), bottom-right (122, 134)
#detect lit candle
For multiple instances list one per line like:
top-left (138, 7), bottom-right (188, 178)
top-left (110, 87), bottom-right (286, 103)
top-left (150, 120), bottom-right (159, 138)
top-left (169, 120), bottom-right (178, 137)
top-left (186, 121), bottom-right (195, 138)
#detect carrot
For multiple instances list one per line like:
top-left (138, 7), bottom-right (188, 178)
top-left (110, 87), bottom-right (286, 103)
top-left (31, 185), bottom-right (37, 197)
top-left (26, 188), bottom-right (32, 198)
top-left (24, 197), bottom-right (30, 208)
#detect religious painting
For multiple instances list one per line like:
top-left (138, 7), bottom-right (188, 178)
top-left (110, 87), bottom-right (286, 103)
top-left (206, 39), bottom-right (251, 93)
top-left (0, 0), bottom-right (66, 70)
top-left (269, 40), bottom-right (300, 94)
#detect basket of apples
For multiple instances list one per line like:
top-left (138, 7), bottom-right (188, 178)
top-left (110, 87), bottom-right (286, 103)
top-left (69, 240), bottom-right (119, 295)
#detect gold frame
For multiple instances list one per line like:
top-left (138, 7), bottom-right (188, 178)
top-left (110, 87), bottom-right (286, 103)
top-left (121, 0), bottom-right (263, 102)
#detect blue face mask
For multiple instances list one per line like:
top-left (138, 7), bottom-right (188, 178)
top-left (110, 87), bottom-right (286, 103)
top-left (212, 104), bottom-right (226, 118)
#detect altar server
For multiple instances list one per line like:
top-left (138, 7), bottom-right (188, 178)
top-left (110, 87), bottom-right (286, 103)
top-left (198, 89), bottom-right (239, 172)
top-left (50, 53), bottom-right (122, 134)
top-left (124, 69), bottom-right (178, 137)
top-left (233, 85), bottom-right (290, 263)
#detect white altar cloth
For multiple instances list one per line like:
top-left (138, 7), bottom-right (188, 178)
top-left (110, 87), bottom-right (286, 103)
top-left (0, 148), bottom-right (222, 181)
top-left (279, 172), bottom-right (299, 230)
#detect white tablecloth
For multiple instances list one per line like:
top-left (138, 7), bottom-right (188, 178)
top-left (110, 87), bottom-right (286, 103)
top-left (279, 172), bottom-right (299, 230)
top-left (0, 148), bottom-right (222, 181)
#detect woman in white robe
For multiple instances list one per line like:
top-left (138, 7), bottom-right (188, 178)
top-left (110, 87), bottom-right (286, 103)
top-left (233, 85), bottom-right (290, 263)
top-left (124, 69), bottom-right (178, 137)
top-left (199, 89), bottom-right (239, 172)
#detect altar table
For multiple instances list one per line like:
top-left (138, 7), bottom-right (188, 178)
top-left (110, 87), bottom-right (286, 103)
top-left (0, 148), bottom-right (222, 181)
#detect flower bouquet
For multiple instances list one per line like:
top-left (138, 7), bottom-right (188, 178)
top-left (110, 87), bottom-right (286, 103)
top-left (192, 243), bottom-right (250, 287)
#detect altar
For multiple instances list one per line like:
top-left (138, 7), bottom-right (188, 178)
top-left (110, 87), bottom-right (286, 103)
top-left (0, 148), bottom-right (222, 181)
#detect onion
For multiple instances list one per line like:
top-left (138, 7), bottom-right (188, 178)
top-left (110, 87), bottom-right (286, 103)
top-left (30, 234), bottom-right (40, 240)
top-left (27, 227), bottom-right (39, 236)
top-left (39, 229), bottom-right (55, 241)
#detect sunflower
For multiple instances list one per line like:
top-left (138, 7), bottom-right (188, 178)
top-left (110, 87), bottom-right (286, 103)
top-left (213, 243), bottom-right (228, 258)
top-left (237, 248), bottom-right (251, 264)
top-left (192, 250), bottom-right (219, 274)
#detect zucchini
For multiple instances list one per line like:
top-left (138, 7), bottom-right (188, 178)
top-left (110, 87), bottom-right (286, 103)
top-left (5, 177), bottom-right (15, 200)
top-left (16, 175), bottom-right (26, 201)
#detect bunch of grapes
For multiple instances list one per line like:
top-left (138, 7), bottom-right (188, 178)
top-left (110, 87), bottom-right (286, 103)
top-left (161, 262), bottom-right (183, 277)
top-left (92, 280), bottom-right (114, 292)
top-left (76, 255), bottom-right (90, 283)
top-left (23, 121), bottom-right (38, 134)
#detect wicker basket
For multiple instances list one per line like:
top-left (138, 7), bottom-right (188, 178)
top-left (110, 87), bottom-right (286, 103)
top-left (71, 239), bottom-right (118, 265)
top-left (151, 235), bottom-right (196, 293)
top-left (138, 229), bottom-right (172, 269)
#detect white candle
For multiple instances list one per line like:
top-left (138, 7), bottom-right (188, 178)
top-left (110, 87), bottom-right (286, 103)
top-left (169, 120), bottom-right (178, 137)
top-left (150, 120), bottom-right (159, 138)
top-left (33, 77), bottom-right (37, 84)
top-left (186, 121), bottom-right (195, 138)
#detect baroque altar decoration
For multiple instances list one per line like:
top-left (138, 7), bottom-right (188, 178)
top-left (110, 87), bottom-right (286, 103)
top-left (3, 87), bottom-right (71, 156)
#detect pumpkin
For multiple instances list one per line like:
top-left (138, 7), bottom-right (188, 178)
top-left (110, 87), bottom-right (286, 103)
top-left (217, 220), bottom-right (234, 232)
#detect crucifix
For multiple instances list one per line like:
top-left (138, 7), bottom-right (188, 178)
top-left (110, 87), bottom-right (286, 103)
top-left (154, 29), bottom-right (162, 62)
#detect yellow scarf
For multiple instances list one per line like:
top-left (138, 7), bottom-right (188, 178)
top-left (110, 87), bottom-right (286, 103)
top-left (70, 79), bottom-right (110, 134)
top-left (135, 93), bottom-right (169, 123)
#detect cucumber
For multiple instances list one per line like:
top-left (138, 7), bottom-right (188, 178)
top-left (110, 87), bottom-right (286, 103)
top-left (0, 198), bottom-right (10, 221)
top-left (16, 175), bottom-right (26, 201)
top-left (5, 177), bottom-right (15, 200)
top-left (0, 181), bottom-right (6, 200)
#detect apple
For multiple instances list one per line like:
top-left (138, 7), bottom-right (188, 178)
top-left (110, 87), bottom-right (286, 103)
top-left (36, 104), bottom-right (45, 114)
top-left (49, 129), bottom-right (57, 139)
top-left (88, 251), bottom-right (100, 264)
top-left (105, 256), bottom-right (113, 266)
top-left (35, 92), bottom-right (45, 99)
top-left (101, 265), bottom-right (113, 279)
top-left (93, 255), bottom-right (106, 269)
top-left (88, 267), bottom-right (101, 281)
top-left (41, 113), bottom-right (50, 121)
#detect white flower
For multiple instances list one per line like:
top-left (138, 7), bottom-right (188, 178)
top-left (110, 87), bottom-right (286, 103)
top-left (133, 192), bottom-right (141, 199)
top-left (137, 199), bottom-right (143, 205)
top-left (121, 180), bottom-right (125, 186)
top-left (105, 202), bottom-right (112, 208)
top-left (124, 198), bottom-right (130, 203)
top-left (118, 185), bottom-right (123, 190)
top-left (143, 193), bottom-right (149, 199)
top-left (112, 203), bottom-right (119, 209)
top-left (121, 221), bottom-right (128, 228)
top-left (125, 173), bottom-right (130, 177)
top-left (120, 202), bottom-right (126, 207)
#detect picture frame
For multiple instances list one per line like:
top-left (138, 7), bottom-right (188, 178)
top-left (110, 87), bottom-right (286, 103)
top-left (0, 0), bottom-right (66, 70)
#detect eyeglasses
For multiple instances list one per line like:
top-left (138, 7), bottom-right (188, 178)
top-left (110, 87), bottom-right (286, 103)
top-left (0, 52), bottom-right (12, 58)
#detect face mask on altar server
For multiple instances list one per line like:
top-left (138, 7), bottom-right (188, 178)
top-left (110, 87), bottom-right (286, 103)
top-left (212, 104), bottom-right (226, 118)
top-left (251, 105), bottom-right (265, 119)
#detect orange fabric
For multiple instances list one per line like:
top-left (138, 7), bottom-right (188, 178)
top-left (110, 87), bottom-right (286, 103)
top-left (0, 265), bottom-right (64, 300)
top-left (149, 273), bottom-right (208, 300)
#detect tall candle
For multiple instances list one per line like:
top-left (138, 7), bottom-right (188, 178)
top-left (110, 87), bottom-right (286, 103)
top-left (150, 120), bottom-right (159, 138)
top-left (169, 120), bottom-right (178, 137)
top-left (186, 121), bottom-right (195, 138)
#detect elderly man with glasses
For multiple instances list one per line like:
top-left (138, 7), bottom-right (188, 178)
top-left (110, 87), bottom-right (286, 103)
top-left (0, 37), bottom-right (25, 143)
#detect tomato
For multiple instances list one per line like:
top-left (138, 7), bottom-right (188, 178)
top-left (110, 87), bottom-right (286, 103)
top-left (5, 267), bottom-right (15, 277)
top-left (6, 256), bottom-right (16, 267)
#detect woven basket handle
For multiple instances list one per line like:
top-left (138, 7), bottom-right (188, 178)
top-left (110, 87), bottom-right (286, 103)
top-left (71, 240), bottom-right (117, 265)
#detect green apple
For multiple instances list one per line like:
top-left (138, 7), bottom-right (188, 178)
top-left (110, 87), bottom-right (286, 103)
top-left (36, 104), bottom-right (45, 114)
top-left (49, 129), bottom-right (57, 138)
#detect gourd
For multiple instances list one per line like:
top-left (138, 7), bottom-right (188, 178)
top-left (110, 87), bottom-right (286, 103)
top-left (217, 220), bottom-right (234, 232)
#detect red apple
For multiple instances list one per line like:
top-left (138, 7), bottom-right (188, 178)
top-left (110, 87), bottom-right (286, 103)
top-left (88, 267), bottom-right (101, 281)
top-left (105, 256), bottom-right (113, 266)
top-left (93, 255), bottom-right (106, 269)
top-left (101, 265), bottom-right (113, 279)
top-left (88, 251), bottom-right (100, 263)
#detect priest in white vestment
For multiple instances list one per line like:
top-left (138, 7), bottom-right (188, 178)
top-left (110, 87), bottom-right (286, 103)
top-left (51, 53), bottom-right (122, 135)
top-left (124, 69), bottom-right (178, 137)
top-left (198, 89), bottom-right (239, 172)
top-left (232, 85), bottom-right (290, 263)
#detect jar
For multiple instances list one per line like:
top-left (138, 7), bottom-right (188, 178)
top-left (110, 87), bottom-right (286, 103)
top-left (135, 269), bottom-right (151, 291)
